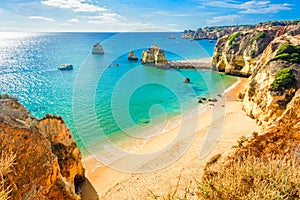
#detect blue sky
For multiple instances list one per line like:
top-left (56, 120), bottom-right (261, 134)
top-left (0, 0), bottom-right (299, 32)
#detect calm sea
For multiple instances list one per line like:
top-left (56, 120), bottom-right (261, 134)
top-left (0, 32), bottom-right (237, 162)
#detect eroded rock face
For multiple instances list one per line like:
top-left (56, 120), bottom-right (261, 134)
top-left (242, 28), bottom-right (300, 126)
top-left (92, 42), bottom-right (104, 54)
top-left (0, 98), bottom-right (84, 199)
top-left (142, 45), bottom-right (167, 65)
top-left (128, 51), bottom-right (138, 61)
top-left (212, 29), bottom-right (278, 77)
top-left (212, 25), bottom-right (300, 77)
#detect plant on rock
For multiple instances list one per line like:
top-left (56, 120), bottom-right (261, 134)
top-left (271, 68), bottom-right (297, 91)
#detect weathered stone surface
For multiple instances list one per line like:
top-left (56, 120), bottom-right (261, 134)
top-left (212, 25), bottom-right (300, 77)
top-left (142, 45), bottom-right (167, 65)
top-left (92, 42), bottom-right (104, 54)
top-left (0, 98), bottom-right (85, 199)
top-left (242, 28), bottom-right (300, 126)
top-left (128, 51), bottom-right (138, 61)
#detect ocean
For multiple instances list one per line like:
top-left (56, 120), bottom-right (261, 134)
top-left (0, 32), bottom-right (237, 164)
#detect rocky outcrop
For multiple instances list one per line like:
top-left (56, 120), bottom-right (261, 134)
top-left (92, 42), bottom-right (104, 54)
top-left (128, 51), bottom-right (138, 61)
top-left (212, 29), bottom-right (279, 77)
top-left (212, 25), bottom-right (300, 77)
top-left (182, 20), bottom-right (300, 40)
top-left (182, 25), bottom-right (254, 40)
top-left (142, 45), bottom-right (167, 66)
top-left (0, 98), bottom-right (85, 199)
top-left (242, 26), bottom-right (300, 126)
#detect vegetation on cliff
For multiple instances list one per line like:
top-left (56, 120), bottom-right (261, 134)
top-left (271, 68), bottom-right (297, 91)
top-left (272, 44), bottom-right (300, 64)
top-left (198, 154), bottom-right (300, 200)
top-left (228, 32), bottom-right (240, 45)
top-left (251, 32), bottom-right (266, 43)
top-left (0, 153), bottom-right (15, 200)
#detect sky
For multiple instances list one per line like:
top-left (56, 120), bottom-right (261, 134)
top-left (0, 0), bottom-right (299, 32)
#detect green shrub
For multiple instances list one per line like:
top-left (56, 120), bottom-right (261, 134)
top-left (228, 32), bottom-right (240, 45)
top-left (0, 94), bottom-right (10, 99)
top-left (271, 68), bottom-right (297, 91)
top-left (251, 32), bottom-right (266, 43)
top-left (272, 44), bottom-right (300, 64)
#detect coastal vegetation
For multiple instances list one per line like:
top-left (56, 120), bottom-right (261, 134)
top-left (198, 154), bottom-right (300, 200)
top-left (0, 152), bottom-right (15, 200)
top-left (228, 32), bottom-right (240, 46)
top-left (271, 44), bottom-right (300, 64)
top-left (251, 32), bottom-right (266, 43)
top-left (271, 68), bottom-right (297, 91)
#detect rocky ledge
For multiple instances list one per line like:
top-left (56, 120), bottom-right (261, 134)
top-left (0, 97), bottom-right (85, 199)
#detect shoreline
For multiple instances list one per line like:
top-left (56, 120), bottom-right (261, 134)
top-left (81, 76), bottom-right (260, 199)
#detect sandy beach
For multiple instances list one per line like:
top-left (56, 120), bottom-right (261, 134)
top-left (81, 77), bottom-right (260, 200)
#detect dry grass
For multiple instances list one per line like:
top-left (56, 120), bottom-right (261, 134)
top-left (197, 154), bottom-right (300, 200)
top-left (154, 153), bottom-right (300, 200)
top-left (0, 152), bottom-right (15, 200)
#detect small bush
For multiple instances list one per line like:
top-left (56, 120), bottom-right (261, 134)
top-left (271, 68), bottom-right (297, 91)
top-left (251, 32), bottom-right (266, 43)
top-left (228, 32), bottom-right (240, 46)
top-left (271, 44), bottom-right (300, 64)
top-left (197, 154), bottom-right (300, 200)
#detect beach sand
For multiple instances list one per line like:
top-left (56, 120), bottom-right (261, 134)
top-left (81, 77), bottom-right (260, 200)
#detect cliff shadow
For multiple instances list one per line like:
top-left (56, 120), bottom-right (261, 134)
top-left (81, 178), bottom-right (99, 200)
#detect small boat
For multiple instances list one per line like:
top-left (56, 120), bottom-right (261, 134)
top-left (168, 35), bottom-right (176, 39)
top-left (58, 64), bottom-right (73, 71)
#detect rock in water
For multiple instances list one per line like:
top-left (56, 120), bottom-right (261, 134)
top-left (128, 51), bottom-right (138, 61)
top-left (142, 45), bottom-right (167, 66)
top-left (92, 42), bottom-right (104, 54)
top-left (0, 97), bottom-right (85, 199)
top-left (184, 77), bottom-right (190, 83)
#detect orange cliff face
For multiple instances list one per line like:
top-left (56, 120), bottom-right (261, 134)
top-left (0, 98), bottom-right (85, 199)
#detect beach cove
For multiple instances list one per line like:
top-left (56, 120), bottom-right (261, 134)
top-left (81, 76), bottom-right (261, 199)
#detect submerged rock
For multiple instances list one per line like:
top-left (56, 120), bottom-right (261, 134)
top-left (184, 77), bottom-right (190, 83)
top-left (0, 98), bottom-right (85, 199)
top-left (92, 42), bottom-right (104, 54)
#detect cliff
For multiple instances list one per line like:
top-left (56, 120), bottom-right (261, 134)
top-left (241, 26), bottom-right (300, 126)
top-left (211, 23), bottom-right (299, 128)
top-left (182, 20), bottom-right (300, 40)
top-left (197, 24), bottom-right (300, 199)
top-left (182, 25), bottom-right (254, 40)
top-left (141, 45), bottom-right (167, 66)
top-left (0, 97), bottom-right (85, 199)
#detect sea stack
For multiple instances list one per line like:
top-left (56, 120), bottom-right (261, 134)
top-left (142, 45), bottom-right (167, 66)
top-left (128, 50), bottom-right (138, 61)
top-left (92, 42), bottom-right (104, 54)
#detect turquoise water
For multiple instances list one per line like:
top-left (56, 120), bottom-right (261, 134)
top-left (0, 32), bottom-right (237, 160)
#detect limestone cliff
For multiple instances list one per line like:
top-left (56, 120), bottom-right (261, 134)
top-left (0, 97), bottom-right (85, 199)
top-left (212, 29), bottom-right (278, 76)
top-left (142, 45), bottom-right (167, 66)
top-left (242, 26), bottom-right (300, 126)
top-left (182, 20), bottom-right (300, 40)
